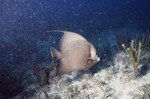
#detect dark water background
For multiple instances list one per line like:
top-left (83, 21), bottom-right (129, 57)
top-left (0, 0), bottom-right (150, 98)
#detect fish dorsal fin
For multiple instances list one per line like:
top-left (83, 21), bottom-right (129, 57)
top-left (50, 47), bottom-right (62, 60)
top-left (60, 31), bottom-right (87, 51)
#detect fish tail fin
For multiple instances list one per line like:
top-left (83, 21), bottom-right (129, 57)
top-left (50, 47), bottom-right (62, 60)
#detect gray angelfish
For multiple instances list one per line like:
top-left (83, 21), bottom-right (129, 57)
top-left (51, 31), bottom-right (100, 75)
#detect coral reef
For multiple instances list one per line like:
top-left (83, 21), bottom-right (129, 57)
top-left (13, 49), bottom-right (150, 99)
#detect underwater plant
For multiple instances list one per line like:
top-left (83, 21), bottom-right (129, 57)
top-left (141, 35), bottom-right (150, 49)
top-left (32, 63), bottom-right (50, 86)
top-left (115, 33), bottom-right (132, 50)
top-left (122, 40), bottom-right (142, 79)
top-left (102, 41), bottom-right (112, 60)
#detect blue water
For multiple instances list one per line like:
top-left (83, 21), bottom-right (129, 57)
top-left (0, 0), bottom-right (150, 98)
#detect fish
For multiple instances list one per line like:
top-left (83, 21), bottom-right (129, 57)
top-left (50, 31), bottom-right (100, 75)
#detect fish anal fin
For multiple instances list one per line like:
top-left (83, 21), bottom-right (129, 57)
top-left (51, 47), bottom-right (62, 60)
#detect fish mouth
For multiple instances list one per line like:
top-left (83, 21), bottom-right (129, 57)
top-left (97, 57), bottom-right (100, 62)
top-left (92, 57), bottom-right (100, 63)
top-left (95, 57), bottom-right (100, 61)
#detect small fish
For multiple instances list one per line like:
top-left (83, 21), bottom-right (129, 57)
top-left (51, 31), bottom-right (100, 75)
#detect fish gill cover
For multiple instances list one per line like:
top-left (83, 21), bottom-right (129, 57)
top-left (0, 0), bottom-right (150, 99)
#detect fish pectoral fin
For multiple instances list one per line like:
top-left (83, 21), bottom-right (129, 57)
top-left (50, 47), bottom-right (62, 60)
